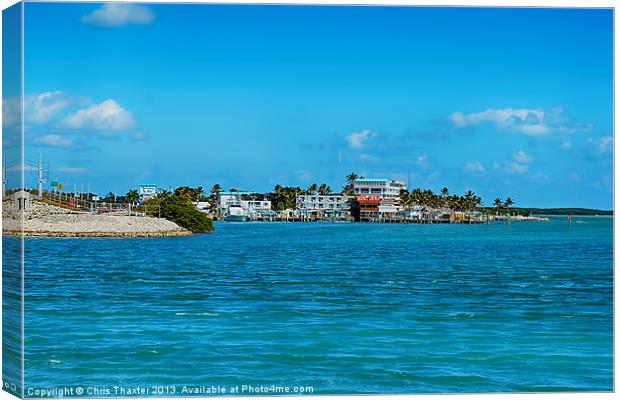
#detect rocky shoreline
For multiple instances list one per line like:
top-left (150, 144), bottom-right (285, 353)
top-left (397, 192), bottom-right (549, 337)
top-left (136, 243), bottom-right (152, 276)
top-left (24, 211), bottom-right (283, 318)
top-left (3, 200), bottom-right (192, 238)
top-left (2, 229), bottom-right (192, 238)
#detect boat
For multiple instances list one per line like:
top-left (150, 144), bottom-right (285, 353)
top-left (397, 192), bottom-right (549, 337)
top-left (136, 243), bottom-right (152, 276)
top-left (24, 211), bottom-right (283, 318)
top-left (224, 204), bottom-right (249, 222)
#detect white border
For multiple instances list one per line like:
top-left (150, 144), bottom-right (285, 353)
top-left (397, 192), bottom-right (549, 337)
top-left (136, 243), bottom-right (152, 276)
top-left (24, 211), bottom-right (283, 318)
top-left (0, 1), bottom-right (616, 400)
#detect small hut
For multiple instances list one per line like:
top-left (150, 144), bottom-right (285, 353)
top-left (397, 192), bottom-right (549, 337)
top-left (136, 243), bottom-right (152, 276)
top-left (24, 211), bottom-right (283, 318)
top-left (13, 190), bottom-right (31, 211)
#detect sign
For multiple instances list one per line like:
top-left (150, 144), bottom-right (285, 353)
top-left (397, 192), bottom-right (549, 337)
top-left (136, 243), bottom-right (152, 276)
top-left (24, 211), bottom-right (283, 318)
top-left (139, 184), bottom-right (157, 197)
top-left (51, 181), bottom-right (58, 187)
top-left (57, 184), bottom-right (63, 190)
top-left (92, 196), bottom-right (100, 201)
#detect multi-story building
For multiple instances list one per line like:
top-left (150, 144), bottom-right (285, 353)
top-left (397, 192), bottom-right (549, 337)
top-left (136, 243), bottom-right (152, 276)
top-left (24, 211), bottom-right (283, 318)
top-left (352, 178), bottom-right (406, 199)
top-left (296, 194), bottom-right (353, 218)
top-left (216, 191), bottom-right (271, 216)
top-left (353, 179), bottom-right (406, 220)
top-left (241, 200), bottom-right (272, 213)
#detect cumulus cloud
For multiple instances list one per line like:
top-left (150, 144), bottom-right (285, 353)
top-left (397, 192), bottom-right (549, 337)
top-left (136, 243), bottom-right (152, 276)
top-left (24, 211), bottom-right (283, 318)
top-left (4, 91), bottom-right (88, 128)
top-left (345, 130), bottom-right (377, 149)
top-left (464, 161), bottom-right (485, 173)
top-left (82, 3), bottom-right (155, 28)
top-left (25, 91), bottom-right (75, 124)
top-left (62, 100), bottom-right (137, 132)
top-left (57, 166), bottom-right (86, 174)
top-left (494, 151), bottom-right (534, 175)
top-left (31, 134), bottom-right (74, 148)
top-left (592, 136), bottom-right (613, 153)
top-left (505, 161), bottom-right (529, 174)
top-left (450, 108), bottom-right (548, 136)
top-left (512, 150), bottom-right (534, 164)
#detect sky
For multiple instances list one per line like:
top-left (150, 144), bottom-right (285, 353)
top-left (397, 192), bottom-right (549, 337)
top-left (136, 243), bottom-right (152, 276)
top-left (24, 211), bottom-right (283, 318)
top-left (3, 3), bottom-right (614, 208)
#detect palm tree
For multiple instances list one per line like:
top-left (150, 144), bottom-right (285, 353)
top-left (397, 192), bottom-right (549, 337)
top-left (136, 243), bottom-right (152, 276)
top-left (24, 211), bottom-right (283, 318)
top-left (410, 188), bottom-right (423, 207)
top-left (307, 183), bottom-right (318, 195)
top-left (126, 189), bottom-right (139, 206)
top-left (440, 187), bottom-right (449, 207)
top-left (399, 189), bottom-right (412, 209)
top-left (494, 198), bottom-right (503, 214)
top-left (346, 173), bottom-right (358, 185)
top-left (318, 183), bottom-right (331, 195)
top-left (211, 184), bottom-right (222, 195)
top-left (504, 197), bottom-right (514, 214)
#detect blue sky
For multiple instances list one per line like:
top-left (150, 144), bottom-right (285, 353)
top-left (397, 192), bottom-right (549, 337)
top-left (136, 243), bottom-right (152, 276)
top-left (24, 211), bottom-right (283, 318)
top-left (7, 3), bottom-right (613, 208)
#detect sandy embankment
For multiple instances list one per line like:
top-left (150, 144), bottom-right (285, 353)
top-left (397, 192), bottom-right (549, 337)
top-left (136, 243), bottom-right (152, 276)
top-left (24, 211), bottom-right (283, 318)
top-left (3, 200), bottom-right (191, 237)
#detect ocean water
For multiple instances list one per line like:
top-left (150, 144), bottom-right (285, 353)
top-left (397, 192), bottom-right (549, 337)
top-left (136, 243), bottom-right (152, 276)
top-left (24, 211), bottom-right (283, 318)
top-left (18, 217), bottom-right (613, 395)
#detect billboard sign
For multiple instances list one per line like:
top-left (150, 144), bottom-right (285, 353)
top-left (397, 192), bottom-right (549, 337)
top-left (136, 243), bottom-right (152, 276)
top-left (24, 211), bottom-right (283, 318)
top-left (139, 184), bottom-right (157, 198)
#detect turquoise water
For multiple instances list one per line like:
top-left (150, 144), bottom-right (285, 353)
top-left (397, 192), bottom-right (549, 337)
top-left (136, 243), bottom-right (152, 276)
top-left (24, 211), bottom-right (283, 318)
top-left (20, 217), bottom-right (613, 395)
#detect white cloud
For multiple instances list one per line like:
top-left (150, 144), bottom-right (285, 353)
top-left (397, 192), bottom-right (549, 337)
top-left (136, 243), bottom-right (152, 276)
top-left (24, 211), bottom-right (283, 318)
top-left (530, 173), bottom-right (550, 181)
top-left (5, 92), bottom-right (87, 127)
top-left (506, 161), bottom-right (529, 175)
top-left (560, 140), bottom-right (573, 149)
top-left (7, 164), bottom-right (37, 172)
top-left (495, 150), bottom-right (534, 175)
top-left (345, 130), bottom-right (377, 149)
top-left (512, 150), bottom-right (534, 164)
top-left (31, 134), bottom-right (74, 148)
top-left (450, 108), bottom-right (549, 136)
top-left (57, 167), bottom-right (86, 174)
top-left (416, 154), bottom-right (429, 166)
top-left (82, 4), bottom-right (155, 28)
top-left (25, 91), bottom-right (75, 124)
top-left (2, 97), bottom-right (20, 127)
top-left (596, 136), bottom-right (613, 153)
top-left (62, 100), bottom-right (137, 132)
top-left (464, 161), bottom-right (485, 173)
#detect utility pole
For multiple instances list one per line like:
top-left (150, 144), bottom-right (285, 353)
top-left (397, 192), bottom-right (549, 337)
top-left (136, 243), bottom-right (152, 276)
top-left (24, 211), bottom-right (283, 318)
top-left (37, 152), bottom-right (44, 196)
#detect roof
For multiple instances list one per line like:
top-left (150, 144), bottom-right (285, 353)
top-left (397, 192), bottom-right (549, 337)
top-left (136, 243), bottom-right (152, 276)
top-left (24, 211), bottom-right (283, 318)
top-left (355, 178), bottom-right (389, 183)
top-left (218, 191), bottom-right (254, 195)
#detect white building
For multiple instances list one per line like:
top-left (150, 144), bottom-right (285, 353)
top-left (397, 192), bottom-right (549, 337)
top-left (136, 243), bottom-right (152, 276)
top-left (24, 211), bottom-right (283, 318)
top-left (296, 194), bottom-right (353, 212)
top-left (353, 179), bottom-right (406, 199)
top-left (217, 191), bottom-right (252, 211)
top-left (216, 191), bottom-right (271, 215)
top-left (241, 200), bottom-right (271, 213)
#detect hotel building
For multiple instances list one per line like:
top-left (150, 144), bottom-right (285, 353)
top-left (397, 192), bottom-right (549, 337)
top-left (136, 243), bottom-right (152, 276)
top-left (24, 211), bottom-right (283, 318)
top-left (296, 194), bottom-right (353, 218)
top-left (352, 178), bottom-right (406, 198)
top-left (353, 178), bottom-right (406, 219)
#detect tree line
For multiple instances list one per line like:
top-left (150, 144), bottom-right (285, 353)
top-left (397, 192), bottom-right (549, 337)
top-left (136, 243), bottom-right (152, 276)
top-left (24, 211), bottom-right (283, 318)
top-left (117, 172), bottom-right (514, 217)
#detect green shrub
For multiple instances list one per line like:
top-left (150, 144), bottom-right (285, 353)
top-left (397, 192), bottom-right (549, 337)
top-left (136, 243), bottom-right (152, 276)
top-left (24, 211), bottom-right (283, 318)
top-left (157, 195), bottom-right (214, 233)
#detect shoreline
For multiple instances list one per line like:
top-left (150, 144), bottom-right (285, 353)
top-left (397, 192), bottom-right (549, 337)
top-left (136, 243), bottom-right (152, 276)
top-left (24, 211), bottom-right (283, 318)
top-left (2, 229), bottom-right (193, 238)
top-left (3, 200), bottom-right (192, 238)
